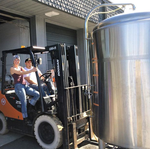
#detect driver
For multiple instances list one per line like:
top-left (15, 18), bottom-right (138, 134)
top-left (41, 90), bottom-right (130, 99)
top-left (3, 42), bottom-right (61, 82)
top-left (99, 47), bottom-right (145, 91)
top-left (24, 58), bottom-right (50, 97)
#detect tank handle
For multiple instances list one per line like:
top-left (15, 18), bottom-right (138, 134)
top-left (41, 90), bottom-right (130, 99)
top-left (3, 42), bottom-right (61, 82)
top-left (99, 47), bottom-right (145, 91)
top-left (84, 3), bottom-right (136, 96)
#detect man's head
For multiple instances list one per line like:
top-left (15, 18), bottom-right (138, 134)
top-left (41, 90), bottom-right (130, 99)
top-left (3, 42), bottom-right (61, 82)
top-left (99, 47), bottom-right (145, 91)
top-left (25, 58), bottom-right (32, 69)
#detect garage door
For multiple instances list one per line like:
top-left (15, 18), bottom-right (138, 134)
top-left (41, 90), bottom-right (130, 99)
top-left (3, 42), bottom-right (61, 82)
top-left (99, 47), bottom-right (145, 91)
top-left (46, 23), bottom-right (77, 69)
top-left (46, 23), bottom-right (77, 46)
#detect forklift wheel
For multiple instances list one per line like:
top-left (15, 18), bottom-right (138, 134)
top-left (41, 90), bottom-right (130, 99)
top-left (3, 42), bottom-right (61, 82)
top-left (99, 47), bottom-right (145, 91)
top-left (34, 115), bottom-right (63, 149)
top-left (0, 113), bottom-right (9, 135)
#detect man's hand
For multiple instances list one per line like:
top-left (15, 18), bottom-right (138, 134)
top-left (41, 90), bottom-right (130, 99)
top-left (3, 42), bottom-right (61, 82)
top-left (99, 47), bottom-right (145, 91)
top-left (31, 67), bottom-right (37, 72)
top-left (24, 77), bottom-right (37, 85)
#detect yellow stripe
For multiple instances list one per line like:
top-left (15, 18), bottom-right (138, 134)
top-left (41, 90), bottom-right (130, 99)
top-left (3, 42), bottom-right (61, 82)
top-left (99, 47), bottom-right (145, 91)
top-left (92, 61), bottom-right (97, 63)
top-left (93, 74), bottom-right (99, 77)
top-left (93, 103), bottom-right (99, 106)
top-left (93, 91), bottom-right (98, 94)
top-left (92, 57), bottom-right (97, 60)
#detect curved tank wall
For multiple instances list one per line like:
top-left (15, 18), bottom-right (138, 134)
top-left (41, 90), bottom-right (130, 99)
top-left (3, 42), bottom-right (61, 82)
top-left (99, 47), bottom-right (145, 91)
top-left (92, 12), bottom-right (150, 148)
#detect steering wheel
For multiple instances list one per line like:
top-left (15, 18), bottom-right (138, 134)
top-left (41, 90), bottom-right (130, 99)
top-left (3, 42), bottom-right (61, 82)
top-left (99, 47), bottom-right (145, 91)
top-left (39, 72), bottom-right (52, 81)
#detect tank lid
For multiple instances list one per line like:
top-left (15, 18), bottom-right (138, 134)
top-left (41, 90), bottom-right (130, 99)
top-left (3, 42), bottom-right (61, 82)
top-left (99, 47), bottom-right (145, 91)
top-left (93, 12), bottom-right (150, 31)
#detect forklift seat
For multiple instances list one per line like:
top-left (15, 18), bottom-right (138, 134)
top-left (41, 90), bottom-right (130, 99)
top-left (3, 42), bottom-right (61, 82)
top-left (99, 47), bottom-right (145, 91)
top-left (5, 75), bottom-right (14, 88)
top-left (5, 90), bottom-right (15, 94)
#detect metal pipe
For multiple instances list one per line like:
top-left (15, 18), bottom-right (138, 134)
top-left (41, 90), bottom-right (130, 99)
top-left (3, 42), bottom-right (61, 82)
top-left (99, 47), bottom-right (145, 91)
top-left (90, 6), bottom-right (124, 17)
top-left (84, 3), bottom-right (136, 96)
top-left (98, 138), bottom-right (105, 149)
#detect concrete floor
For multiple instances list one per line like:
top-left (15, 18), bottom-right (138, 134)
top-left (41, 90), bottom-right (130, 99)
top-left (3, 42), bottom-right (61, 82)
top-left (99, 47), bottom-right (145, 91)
top-left (0, 132), bottom-right (99, 149)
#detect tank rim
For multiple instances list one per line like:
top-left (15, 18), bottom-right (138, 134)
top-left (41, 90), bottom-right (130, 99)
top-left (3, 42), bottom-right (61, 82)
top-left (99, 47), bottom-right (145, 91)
top-left (93, 11), bottom-right (150, 31)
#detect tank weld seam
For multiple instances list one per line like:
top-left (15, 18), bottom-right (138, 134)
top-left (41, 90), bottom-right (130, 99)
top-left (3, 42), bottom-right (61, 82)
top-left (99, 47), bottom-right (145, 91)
top-left (102, 55), bottom-right (150, 61)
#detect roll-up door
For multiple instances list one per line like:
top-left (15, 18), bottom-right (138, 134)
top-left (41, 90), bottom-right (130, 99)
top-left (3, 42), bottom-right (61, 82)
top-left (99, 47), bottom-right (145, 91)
top-left (46, 23), bottom-right (77, 69)
top-left (46, 23), bottom-right (77, 46)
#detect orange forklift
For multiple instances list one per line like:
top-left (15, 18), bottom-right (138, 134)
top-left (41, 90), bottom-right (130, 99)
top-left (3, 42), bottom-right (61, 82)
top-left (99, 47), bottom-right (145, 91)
top-left (0, 44), bottom-right (94, 149)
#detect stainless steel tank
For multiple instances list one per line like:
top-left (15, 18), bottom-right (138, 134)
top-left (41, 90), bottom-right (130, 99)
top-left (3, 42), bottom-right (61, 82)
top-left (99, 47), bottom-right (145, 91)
top-left (92, 12), bottom-right (150, 149)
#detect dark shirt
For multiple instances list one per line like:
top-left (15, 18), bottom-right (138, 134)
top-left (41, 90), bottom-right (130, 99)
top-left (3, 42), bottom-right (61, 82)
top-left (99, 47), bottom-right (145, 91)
top-left (12, 67), bottom-right (26, 85)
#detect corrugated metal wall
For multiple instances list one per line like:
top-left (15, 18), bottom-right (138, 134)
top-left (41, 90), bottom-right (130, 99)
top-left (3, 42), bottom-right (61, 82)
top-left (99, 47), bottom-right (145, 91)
top-left (37, 0), bottom-right (100, 23)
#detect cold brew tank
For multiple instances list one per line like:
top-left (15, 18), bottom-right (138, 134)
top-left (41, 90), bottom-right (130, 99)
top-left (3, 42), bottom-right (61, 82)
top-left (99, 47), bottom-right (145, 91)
top-left (92, 12), bottom-right (150, 148)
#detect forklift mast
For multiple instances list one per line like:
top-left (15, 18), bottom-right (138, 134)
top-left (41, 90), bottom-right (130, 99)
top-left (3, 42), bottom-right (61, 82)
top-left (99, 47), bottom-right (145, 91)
top-left (46, 44), bottom-right (92, 149)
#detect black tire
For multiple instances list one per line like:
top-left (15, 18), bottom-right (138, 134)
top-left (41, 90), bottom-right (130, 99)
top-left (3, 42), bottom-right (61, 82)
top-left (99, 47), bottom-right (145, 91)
top-left (34, 115), bottom-right (63, 149)
top-left (0, 113), bottom-right (9, 135)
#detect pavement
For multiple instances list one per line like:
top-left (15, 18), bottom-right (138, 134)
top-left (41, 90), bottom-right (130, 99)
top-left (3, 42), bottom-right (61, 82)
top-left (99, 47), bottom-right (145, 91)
top-left (0, 132), bottom-right (24, 148)
top-left (0, 132), bottom-right (99, 149)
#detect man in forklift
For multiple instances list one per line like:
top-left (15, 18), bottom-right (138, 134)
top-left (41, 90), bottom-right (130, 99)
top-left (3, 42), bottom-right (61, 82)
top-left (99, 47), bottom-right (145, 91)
top-left (10, 55), bottom-right (40, 123)
top-left (24, 58), bottom-right (50, 97)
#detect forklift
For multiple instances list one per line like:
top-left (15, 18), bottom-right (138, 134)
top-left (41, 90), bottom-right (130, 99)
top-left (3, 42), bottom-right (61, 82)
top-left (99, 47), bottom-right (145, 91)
top-left (0, 44), bottom-right (94, 149)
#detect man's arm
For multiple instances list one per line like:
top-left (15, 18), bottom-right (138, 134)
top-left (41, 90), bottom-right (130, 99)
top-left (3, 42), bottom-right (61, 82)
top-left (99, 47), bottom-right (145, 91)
top-left (37, 68), bottom-right (45, 80)
top-left (24, 76), bottom-right (37, 85)
top-left (10, 67), bottom-right (37, 75)
top-left (37, 68), bottom-right (42, 77)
